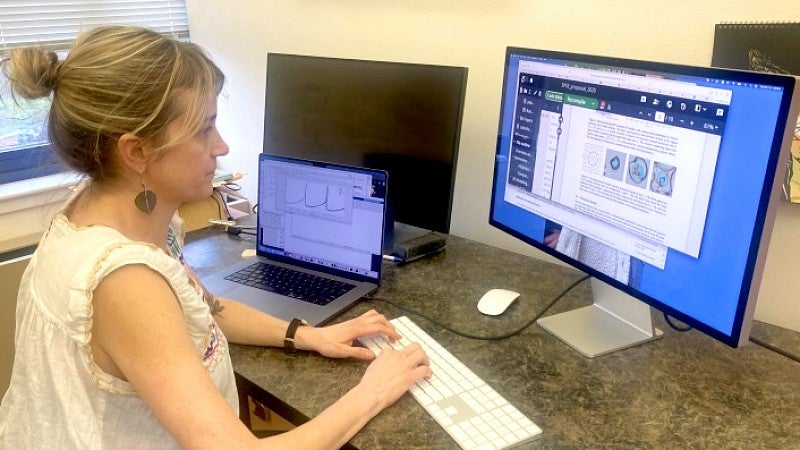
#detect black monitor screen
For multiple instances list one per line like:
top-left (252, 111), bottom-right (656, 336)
top-left (263, 53), bottom-right (467, 234)
top-left (490, 47), bottom-right (798, 349)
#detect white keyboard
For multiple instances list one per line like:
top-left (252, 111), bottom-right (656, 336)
top-left (359, 316), bottom-right (542, 450)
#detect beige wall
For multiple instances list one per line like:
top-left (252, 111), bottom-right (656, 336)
top-left (186, 0), bottom-right (800, 331)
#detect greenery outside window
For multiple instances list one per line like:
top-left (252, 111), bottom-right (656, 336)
top-left (0, 0), bottom-right (189, 185)
top-left (0, 92), bottom-right (57, 184)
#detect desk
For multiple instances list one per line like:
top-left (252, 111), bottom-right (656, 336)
top-left (184, 227), bottom-right (800, 449)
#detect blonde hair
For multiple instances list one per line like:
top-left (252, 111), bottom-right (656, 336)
top-left (0, 25), bottom-right (224, 183)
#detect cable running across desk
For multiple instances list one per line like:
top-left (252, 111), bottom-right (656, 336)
top-left (370, 278), bottom-right (800, 365)
top-left (367, 275), bottom-right (590, 341)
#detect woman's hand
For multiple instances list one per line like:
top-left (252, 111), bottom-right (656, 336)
top-left (273, 341), bottom-right (431, 448)
top-left (356, 342), bottom-right (431, 411)
top-left (296, 309), bottom-right (401, 360)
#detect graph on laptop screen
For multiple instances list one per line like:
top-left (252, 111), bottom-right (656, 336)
top-left (489, 47), bottom-right (799, 356)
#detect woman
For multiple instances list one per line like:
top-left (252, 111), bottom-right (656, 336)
top-left (0, 26), bottom-right (430, 449)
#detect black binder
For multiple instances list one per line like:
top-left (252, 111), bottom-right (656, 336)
top-left (713, 22), bottom-right (800, 202)
top-left (712, 22), bottom-right (800, 75)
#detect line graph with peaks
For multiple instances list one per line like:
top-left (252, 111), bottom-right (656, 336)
top-left (280, 176), bottom-right (353, 222)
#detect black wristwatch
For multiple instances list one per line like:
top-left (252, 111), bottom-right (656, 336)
top-left (283, 318), bottom-right (308, 354)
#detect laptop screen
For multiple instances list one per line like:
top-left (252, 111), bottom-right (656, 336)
top-left (256, 154), bottom-right (387, 282)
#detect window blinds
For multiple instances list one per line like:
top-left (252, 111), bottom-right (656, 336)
top-left (0, 0), bottom-right (189, 53)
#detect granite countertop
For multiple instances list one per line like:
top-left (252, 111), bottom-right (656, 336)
top-left (185, 227), bottom-right (800, 449)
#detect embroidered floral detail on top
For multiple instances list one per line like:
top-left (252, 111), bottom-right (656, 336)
top-left (178, 254), bottom-right (225, 316)
top-left (204, 321), bottom-right (222, 364)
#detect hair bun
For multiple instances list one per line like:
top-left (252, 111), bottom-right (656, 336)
top-left (40, 50), bottom-right (61, 92)
top-left (2, 47), bottom-right (61, 99)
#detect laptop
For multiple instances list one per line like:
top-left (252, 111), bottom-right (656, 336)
top-left (201, 153), bottom-right (388, 326)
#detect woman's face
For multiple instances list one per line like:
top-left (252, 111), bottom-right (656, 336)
top-left (146, 94), bottom-right (229, 207)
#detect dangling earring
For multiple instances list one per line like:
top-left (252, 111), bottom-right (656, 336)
top-left (134, 171), bottom-right (157, 214)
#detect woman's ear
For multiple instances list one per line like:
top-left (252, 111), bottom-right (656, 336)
top-left (116, 133), bottom-right (148, 173)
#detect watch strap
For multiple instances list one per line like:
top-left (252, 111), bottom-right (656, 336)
top-left (283, 318), bottom-right (308, 354)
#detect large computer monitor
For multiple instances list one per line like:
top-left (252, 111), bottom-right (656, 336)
top-left (490, 47), bottom-right (799, 357)
top-left (263, 53), bottom-right (467, 241)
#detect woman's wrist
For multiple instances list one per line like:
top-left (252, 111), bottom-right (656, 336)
top-left (291, 323), bottom-right (315, 352)
top-left (347, 381), bottom-right (385, 419)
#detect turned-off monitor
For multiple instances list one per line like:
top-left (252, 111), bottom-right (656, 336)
top-left (263, 53), bottom-right (467, 235)
top-left (490, 47), bottom-right (799, 351)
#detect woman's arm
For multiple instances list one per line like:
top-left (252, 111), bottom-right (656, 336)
top-left (91, 264), bottom-right (429, 450)
top-left (270, 341), bottom-right (429, 449)
top-left (187, 257), bottom-right (400, 359)
top-left (211, 296), bottom-right (291, 347)
top-left (213, 297), bottom-right (401, 359)
top-left (91, 264), bottom-right (261, 449)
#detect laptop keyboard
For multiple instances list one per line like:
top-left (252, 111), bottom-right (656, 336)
top-left (224, 261), bottom-right (356, 305)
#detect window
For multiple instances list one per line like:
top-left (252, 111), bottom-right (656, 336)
top-left (0, 92), bottom-right (57, 184)
top-left (0, 0), bottom-right (189, 185)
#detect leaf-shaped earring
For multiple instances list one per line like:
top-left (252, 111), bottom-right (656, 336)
top-left (134, 172), bottom-right (157, 214)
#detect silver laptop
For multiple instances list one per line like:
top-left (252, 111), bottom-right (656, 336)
top-left (202, 153), bottom-right (388, 325)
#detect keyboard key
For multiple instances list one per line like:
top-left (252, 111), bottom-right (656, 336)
top-left (224, 261), bottom-right (355, 305)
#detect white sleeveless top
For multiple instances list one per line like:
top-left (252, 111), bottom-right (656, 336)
top-left (0, 185), bottom-right (238, 449)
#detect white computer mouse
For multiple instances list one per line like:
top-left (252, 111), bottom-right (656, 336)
top-left (477, 288), bottom-right (520, 316)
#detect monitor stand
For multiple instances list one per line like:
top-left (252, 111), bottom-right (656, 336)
top-left (536, 277), bottom-right (663, 358)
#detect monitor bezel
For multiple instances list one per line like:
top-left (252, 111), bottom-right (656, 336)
top-left (489, 46), bottom-right (798, 348)
top-left (262, 52), bottom-right (468, 235)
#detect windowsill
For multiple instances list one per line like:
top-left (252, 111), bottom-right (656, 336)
top-left (0, 172), bottom-right (82, 251)
top-left (0, 172), bottom-right (82, 216)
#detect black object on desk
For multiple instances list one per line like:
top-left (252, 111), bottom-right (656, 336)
top-left (391, 231), bottom-right (447, 264)
top-left (184, 226), bottom-right (800, 449)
